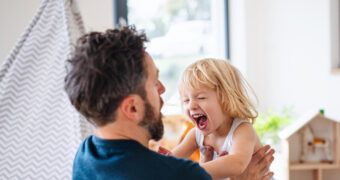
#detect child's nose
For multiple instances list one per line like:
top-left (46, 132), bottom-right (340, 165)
top-left (188, 100), bottom-right (198, 109)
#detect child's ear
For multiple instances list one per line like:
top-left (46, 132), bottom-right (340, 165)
top-left (120, 95), bottom-right (144, 121)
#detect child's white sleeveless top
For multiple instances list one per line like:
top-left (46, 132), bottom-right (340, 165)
top-left (195, 118), bottom-right (249, 180)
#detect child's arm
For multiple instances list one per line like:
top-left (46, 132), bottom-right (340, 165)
top-left (201, 123), bottom-right (257, 179)
top-left (171, 128), bottom-right (198, 159)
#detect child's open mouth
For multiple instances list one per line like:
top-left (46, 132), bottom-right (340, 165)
top-left (192, 114), bottom-right (208, 130)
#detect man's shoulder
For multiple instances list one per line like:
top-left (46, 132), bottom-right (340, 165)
top-left (153, 154), bottom-right (212, 180)
top-left (73, 136), bottom-right (211, 180)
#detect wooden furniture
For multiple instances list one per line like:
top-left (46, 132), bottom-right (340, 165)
top-left (279, 111), bottom-right (340, 180)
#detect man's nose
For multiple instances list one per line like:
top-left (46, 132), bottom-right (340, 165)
top-left (158, 80), bottom-right (166, 95)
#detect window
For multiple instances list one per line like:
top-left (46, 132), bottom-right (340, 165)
top-left (113, 0), bottom-right (229, 113)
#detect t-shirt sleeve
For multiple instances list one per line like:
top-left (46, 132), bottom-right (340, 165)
top-left (178, 160), bottom-right (212, 180)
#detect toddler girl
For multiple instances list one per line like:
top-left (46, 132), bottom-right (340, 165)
top-left (170, 58), bottom-right (263, 179)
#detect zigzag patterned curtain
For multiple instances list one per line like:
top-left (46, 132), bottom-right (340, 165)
top-left (0, 0), bottom-right (92, 179)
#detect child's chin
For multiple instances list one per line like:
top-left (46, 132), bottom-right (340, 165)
top-left (198, 127), bottom-right (209, 135)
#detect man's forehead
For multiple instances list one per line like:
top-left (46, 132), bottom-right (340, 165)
top-left (144, 52), bottom-right (158, 75)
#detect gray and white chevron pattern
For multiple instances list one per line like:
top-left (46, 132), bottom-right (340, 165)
top-left (0, 0), bottom-right (92, 179)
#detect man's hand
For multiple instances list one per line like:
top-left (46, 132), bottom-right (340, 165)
top-left (231, 145), bottom-right (275, 180)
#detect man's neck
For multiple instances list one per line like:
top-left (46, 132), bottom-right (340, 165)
top-left (94, 121), bottom-right (150, 148)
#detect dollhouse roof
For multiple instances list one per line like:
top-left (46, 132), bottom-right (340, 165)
top-left (278, 110), bottom-right (339, 139)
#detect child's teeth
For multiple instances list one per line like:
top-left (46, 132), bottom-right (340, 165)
top-left (192, 114), bottom-right (203, 118)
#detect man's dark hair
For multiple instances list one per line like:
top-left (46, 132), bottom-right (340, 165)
top-left (64, 26), bottom-right (148, 126)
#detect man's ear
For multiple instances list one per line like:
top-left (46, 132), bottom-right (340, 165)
top-left (120, 95), bottom-right (144, 121)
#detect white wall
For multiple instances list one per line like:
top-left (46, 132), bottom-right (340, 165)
top-left (230, 0), bottom-right (340, 120)
top-left (229, 1), bottom-right (340, 178)
top-left (77, 0), bottom-right (113, 32)
top-left (0, 0), bottom-right (42, 65)
top-left (0, 0), bottom-right (113, 65)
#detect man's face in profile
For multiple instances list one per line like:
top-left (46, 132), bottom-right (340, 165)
top-left (138, 52), bottom-right (166, 141)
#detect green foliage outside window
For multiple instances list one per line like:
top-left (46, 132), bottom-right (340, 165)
top-left (254, 107), bottom-right (294, 147)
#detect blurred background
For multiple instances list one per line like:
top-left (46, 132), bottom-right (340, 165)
top-left (1, 0), bottom-right (340, 179)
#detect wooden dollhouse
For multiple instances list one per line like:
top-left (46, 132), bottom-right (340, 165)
top-left (279, 110), bottom-right (340, 180)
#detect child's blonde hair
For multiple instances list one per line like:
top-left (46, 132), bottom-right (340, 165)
top-left (179, 58), bottom-right (258, 123)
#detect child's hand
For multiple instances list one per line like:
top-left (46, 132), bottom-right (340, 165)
top-left (200, 146), bottom-right (214, 163)
top-left (201, 146), bottom-right (228, 163)
top-left (158, 146), bottom-right (173, 156)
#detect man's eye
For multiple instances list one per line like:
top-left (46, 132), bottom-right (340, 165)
top-left (183, 99), bottom-right (189, 103)
top-left (198, 97), bottom-right (206, 100)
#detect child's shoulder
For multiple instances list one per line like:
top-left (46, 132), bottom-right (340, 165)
top-left (232, 119), bottom-right (252, 131)
top-left (233, 119), bottom-right (262, 152)
top-left (233, 119), bottom-right (257, 140)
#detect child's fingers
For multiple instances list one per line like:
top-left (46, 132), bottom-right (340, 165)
top-left (200, 146), bottom-right (214, 163)
top-left (205, 146), bottom-right (213, 152)
top-left (158, 146), bottom-right (171, 155)
top-left (219, 151), bottom-right (228, 156)
top-left (165, 151), bottom-right (173, 156)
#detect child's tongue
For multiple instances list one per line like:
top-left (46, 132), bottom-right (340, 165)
top-left (197, 116), bottom-right (208, 130)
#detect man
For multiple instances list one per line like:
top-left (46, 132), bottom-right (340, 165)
top-left (65, 26), bottom-right (274, 180)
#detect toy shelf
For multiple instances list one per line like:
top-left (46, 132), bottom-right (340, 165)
top-left (290, 162), bottom-right (340, 170)
top-left (281, 113), bottom-right (340, 180)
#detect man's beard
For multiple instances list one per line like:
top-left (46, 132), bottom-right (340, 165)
top-left (138, 99), bottom-right (164, 141)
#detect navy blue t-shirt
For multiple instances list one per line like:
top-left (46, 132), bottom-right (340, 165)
top-left (73, 135), bottom-right (211, 180)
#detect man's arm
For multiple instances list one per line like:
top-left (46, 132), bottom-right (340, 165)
top-left (231, 145), bottom-right (275, 180)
